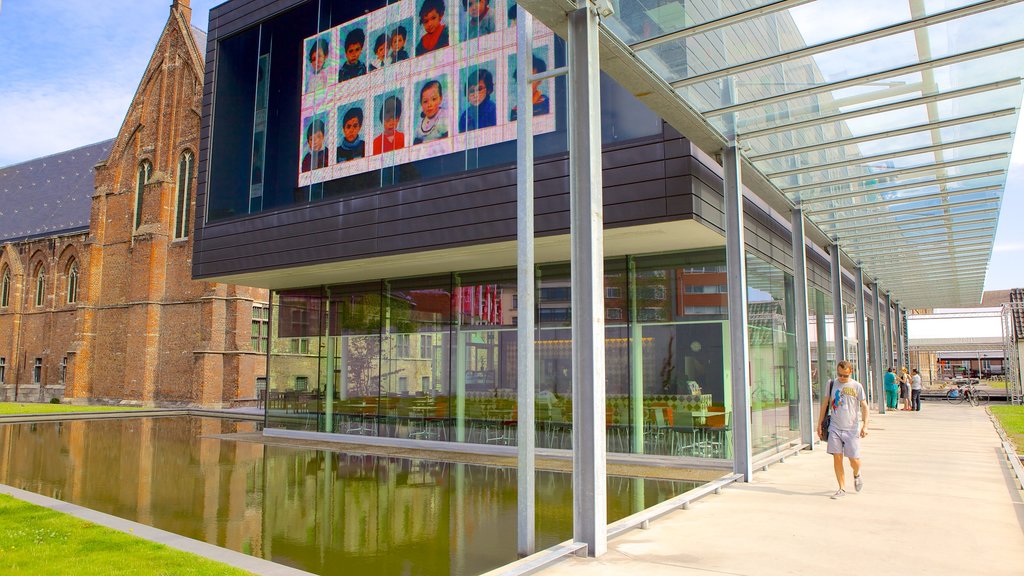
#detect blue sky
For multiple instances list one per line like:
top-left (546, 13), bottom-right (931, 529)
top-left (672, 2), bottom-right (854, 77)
top-left (0, 0), bottom-right (1020, 293)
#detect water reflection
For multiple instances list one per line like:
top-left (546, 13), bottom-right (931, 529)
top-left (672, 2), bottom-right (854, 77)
top-left (0, 417), bottom-right (700, 575)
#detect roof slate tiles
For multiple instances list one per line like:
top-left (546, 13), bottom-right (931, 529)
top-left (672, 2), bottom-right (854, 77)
top-left (0, 139), bottom-right (113, 243)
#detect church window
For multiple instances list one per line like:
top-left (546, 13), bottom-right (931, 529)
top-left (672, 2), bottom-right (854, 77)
top-left (66, 261), bottom-right (78, 304)
top-left (34, 264), bottom-right (45, 307)
top-left (175, 151), bottom-right (193, 239)
top-left (134, 160), bottom-right (152, 231)
top-left (1, 269), bottom-right (9, 307)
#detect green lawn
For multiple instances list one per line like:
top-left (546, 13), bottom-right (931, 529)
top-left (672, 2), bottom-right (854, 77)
top-left (991, 405), bottom-right (1024, 453)
top-left (0, 494), bottom-right (251, 575)
top-left (0, 403), bottom-right (142, 415)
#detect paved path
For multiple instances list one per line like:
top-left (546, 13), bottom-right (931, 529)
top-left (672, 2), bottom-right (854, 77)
top-left (541, 403), bottom-right (1024, 576)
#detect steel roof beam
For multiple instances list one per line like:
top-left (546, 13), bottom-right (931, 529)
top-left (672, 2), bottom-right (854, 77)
top-left (742, 79), bottom-right (1020, 140)
top-left (805, 184), bottom-right (1002, 216)
top-left (630, 0), bottom-right (815, 51)
top-left (858, 253), bottom-right (991, 268)
top-left (815, 197), bottom-right (1000, 226)
top-left (835, 228), bottom-right (997, 251)
top-left (705, 37), bottom-right (1024, 117)
top-left (783, 153), bottom-right (1009, 194)
top-left (672, 1), bottom-right (1024, 88)
top-left (823, 206), bottom-right (1000, 233)
top-left (824, 216), bottom-right (999, 241)
top-left (753, 113), bottom-right (1015, 163)
top-left (797, 169), bottom-right (1006, 206)
top-left (860, 247), bottom-right (991, 262)
top-left (767, 132), bottom-right (1012, 179)
top-left (850, 239), bottom-right (993, 258)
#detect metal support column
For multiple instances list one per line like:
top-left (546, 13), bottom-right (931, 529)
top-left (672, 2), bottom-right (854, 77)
top-left (900, 306), bottom-right (909, 369)
top-left (568, 2), bottom-right (607, 558)
top-left (872, 283), bottom-right (885, 414)
top-left (791, 207), bottom-right (814, 448)
top-left (830, 245), bottom-right (845, 362)
top-left (515, 4), bottom-right (536, 558)
top-left (885, 292), bottom-right (894, 369)
top-left (895, 303), bottom-right (905, 370)
top-left (854, 268), bottom-right (868, 392)
top-left (723, 144), bottom-right (753, 480)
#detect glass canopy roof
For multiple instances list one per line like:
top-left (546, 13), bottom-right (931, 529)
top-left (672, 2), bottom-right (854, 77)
top-left (521, 0), bottom-right (1024, 307)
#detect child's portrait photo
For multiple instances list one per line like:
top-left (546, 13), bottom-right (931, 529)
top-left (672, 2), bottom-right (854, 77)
top-left (507, 0), bottom-right (517, 27)
top-left (300, 112), bottom-right (330, 173)
top-left (303, 33), bottom-right (331, 94)
top-left (373, 90), bottom-right (406, 155)
top-left (368, 29), bottom-right (388, 72)
top-left (388, 19), bottom-right (413, 63)
top-left (413, 76), bottom-right (451, 145)
top-left (458, 62), bottom-right (497, 133)
top-left (460, 0), bottom-right (495, 41)
top-left (509, 48), bottom-right (551, 121)
top-left (415, 0), bottom-right (450, 56)
top-left (336, 101), bottom-right (367, 163)
top-left (337, 20), bottom-right (368, 82)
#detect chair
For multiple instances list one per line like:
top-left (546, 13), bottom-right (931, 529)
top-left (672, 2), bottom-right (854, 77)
top-left (673, 410), bottom-right (700, 456)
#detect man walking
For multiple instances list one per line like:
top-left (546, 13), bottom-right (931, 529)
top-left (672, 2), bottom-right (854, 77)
top-left (817, 360), bottom-right (869, 499)
top-left (911, 368), bottom-right (923, 411)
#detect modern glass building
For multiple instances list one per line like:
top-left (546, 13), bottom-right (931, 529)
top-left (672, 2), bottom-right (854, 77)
top-left (195, 0), bottom-right (1023, 563)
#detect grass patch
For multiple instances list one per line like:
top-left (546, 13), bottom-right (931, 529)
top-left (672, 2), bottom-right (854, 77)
top-left (991, 406), bottom-right (1024, 453)
top-left (0, 403), bottom-right (143, 416)
top-left (0, 493), bottom-right (251, 575)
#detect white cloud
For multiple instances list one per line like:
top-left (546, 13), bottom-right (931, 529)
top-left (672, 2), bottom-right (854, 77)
top-left (0, 81), bottom-right (127, 166)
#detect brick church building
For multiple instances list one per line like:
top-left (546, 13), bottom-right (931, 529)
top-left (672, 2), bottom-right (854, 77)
top-left (0, 1), bottom-right (267, 406)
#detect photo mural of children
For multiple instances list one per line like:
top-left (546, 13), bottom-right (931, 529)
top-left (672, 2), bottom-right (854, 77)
top-left (336, 102), bottom-right (366, 162)
top-left (301, 114), bottom-right (330, 172)
top-left (458, 64), bottom-right (497, 132)
top-left (414, 77), bottom-right (450, 144)
top-left (461, 0), bottom-right (495, 40)
top-left (415, 0), bottom-right (450, 56)
top-left (507, 0), bottom-right (517, 26)
top-left (303, 34), bottom-right (331, 94)
top-left (389, 23), bottom-right (411, 63)
top-left (509, 51), bottom-right (551, 121)
top-left (368, 32), bottom-right (387, 71)
top-left (338, 24), bottom-right (367, 81)
top-left (373, 91), bottom-right (406, 154)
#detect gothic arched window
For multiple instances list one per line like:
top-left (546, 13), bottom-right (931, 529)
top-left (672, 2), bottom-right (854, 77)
top-left (66, 261), bottom-right (79, 304)
top-left (0, 269), bottom-right (10, 307)
top-left (34, 263), bottom-right (46, 307)
top-left (175, 151), bottom-right (193, 239)
top-left (134, 160), bottom-right (152, 230)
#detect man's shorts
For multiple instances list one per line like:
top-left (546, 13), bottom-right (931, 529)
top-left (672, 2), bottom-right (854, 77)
top-left (827, 428), bottom-right (861, 458)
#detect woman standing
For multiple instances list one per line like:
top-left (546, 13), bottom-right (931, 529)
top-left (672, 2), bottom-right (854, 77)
top-left (899, 367), bottom-right (911, 411)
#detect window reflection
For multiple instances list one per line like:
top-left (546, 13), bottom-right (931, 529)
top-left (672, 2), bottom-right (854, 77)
top-left (267, 249), bottom-right (735, 459)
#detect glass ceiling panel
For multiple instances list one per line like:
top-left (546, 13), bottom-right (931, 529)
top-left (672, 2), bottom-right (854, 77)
top-left (590, 0), bottom-right (1024, 306)
top-left (742, 87), bottom-right (1023, 158)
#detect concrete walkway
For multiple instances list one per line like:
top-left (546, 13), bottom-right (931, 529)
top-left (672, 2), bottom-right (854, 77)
top-left (542, 403), bottom-right (1024, 576)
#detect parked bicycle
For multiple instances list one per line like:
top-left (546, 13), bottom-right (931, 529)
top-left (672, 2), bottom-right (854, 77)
top-left (944, 380), bottom-right (988, 406)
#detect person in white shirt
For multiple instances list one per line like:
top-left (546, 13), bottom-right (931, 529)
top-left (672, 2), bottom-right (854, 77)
top-left (910, 368), bottom-right (923, 411)
top-left (817, 360), bottom-right (869, 499)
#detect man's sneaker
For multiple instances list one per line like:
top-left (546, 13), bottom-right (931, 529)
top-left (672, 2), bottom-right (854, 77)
top-left (854, 475), bottom-right (863, 492)
top-left (830, 489), bottom-right (846, 500)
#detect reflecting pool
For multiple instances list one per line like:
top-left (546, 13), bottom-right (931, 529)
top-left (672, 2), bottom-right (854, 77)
top-left (0, 417), bottom-right (702, 575)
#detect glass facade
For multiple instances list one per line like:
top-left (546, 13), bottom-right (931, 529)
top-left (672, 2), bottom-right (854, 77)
top-left (808, 286), bottom-right (835, 405)
top-left (266, 249), bottom-right (734, 459)
top-left (745, 253), bottom-right (800, 457)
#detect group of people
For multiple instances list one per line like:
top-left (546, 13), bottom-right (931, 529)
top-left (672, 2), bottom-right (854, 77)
top-left (883, 366), bottom-right (922, 412)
